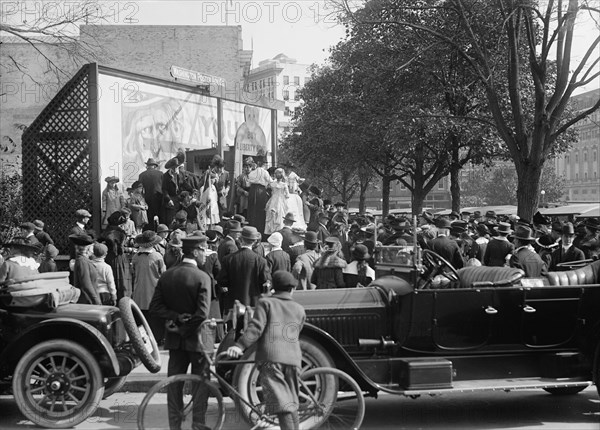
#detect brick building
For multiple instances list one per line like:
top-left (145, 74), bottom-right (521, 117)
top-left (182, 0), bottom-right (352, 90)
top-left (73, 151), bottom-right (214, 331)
top-left (0, 25), bottom-right (253, 174)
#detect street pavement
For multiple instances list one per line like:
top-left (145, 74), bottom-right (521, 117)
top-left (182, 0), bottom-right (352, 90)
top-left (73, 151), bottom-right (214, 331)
top-left (1, 387), bottom-right (599, 429)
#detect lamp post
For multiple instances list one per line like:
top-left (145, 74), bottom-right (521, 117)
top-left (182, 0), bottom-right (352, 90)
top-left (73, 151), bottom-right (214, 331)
top-left (540, 190), bottom-right (546, 208)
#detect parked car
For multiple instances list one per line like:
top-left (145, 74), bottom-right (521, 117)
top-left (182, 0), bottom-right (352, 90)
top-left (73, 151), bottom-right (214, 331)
top-left (0, 272), bottom-right (161, 429)
top-left (219, 242), bottom-right (600, 418)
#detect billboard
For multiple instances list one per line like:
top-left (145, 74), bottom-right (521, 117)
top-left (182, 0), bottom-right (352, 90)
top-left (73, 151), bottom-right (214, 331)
top-left (97, 72), bottom-right (218, 188)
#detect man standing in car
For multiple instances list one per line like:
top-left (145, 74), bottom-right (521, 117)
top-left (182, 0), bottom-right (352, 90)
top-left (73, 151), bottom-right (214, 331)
top-left (149, 236), bottom-right (212, 430)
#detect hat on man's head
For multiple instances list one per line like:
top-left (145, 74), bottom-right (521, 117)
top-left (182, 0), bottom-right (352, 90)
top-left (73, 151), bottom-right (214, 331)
top-left (225, 220), bottom-right (243, 233)
top-left (334, 201), bottom-right (347, 208)
top-left (323, 199), bottom-right (332, 206)
top-left (551, 221), bottom-right (563, 233)
top-left (157, 224), bottom-right (170, 234)
top-left (476, 223), bottom-right (490, 235)
top-left (168, 229), bottom-right (186, 247)
top-left (207, 225), bottom-right (224, 237)
top-left (145, 158), bottom-right (159, 167)
top-left (299, 182), bottom-right (310, 193)
top-left (75, 209), bottom-right (92, 219)
top-left (105, 176), bottom-right (119, 184)
top-left (188, 231), bottom-right (209, 243)
top-left (243, 157), bottom-right (255, 166)
top-left (324, 237), bottom-right (340, 247)
top-left (473, 210), bottom-right (482, 219)
top-left (562, 222), bottom-right (575, 236)
top-left (181, 236), bottom-right (206, 251)
top-left (449, 210), bottom-right (460, 219)
top-left (19, 222), bottom-right (36, 231)
top-left (267, 232), bottom-right (283, 248)
top-left (451, 220), bottom-right (468, 233)
top-left (135, 230), bottom-right (162, 247)
top-left (435, 218), bottom-right (452, 229)
top-left (495, 222), bottom-right (513, 235)
top-left (533, 211), bottom-right (550, 226)
top-left (485, 210), bottom-right (497, 219)
top-left (272, 270), bottom-right (297, 291)
top-left (421, 211), bottom-right (435, 224)
top-left (241, 226), bottom-right (261, 241)
top-left (304, 231), bottom-right (319, 244)
top-left (283, 212), bottom-right (296, 223)
top-left (131, 181), bottom-right (143, 191)
top-left (232, 214), bottom-right (249, 225)
top-left (308, 185), bottom-right (321, 197)
top-left (318, 212), bottom-right (329, 221)
top-left (69, 233), bottom-right (94, 246)
top-left (511, 225), bottom-right (536, 241)
top-left (32, 220), bottom-right (44, 231)
top-left (164, 157), bottom-right (180, 170)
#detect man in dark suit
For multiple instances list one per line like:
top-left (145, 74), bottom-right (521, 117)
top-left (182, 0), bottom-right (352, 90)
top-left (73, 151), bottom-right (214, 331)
top-left (428, 218), bottom-right (464, 269)
top-left (138, 158), bottom-right (163, 226)
top-left (509, 225), bottom-right (548, 277)
top-left (149, 236), bottom-right (212, 430)
top-left (549, 222), bottom-right (586, 270)
top-left (217, 220), bottom-right (242, 263)
top-left (315, 213), bottom-right (331, 245)
top-left (279, 212), bottom-right (304, 263)
top-left (69, 209), bottom-right (92, 260)
top-left (217, 226), bottom-right (271, 313)
top-left (162, 156), bottom-right (194, 227)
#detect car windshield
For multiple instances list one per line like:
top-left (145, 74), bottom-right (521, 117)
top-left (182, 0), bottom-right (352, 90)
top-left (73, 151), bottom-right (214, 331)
top-left (375, 246), bottom-right (415, 267)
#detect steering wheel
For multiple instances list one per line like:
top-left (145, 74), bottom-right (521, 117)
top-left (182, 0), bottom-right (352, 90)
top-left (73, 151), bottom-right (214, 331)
top-left (556, 259), bottom-right (593, 270)
top-left (420, 249), bottom-right (459, 289)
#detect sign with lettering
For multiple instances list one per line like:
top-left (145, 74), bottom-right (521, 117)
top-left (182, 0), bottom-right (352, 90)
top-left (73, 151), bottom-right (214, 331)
top-left (170, 65), bottom-right (225, 87)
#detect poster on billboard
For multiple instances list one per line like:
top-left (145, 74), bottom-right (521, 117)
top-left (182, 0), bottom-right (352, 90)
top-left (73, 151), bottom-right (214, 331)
top-left (97, 73), bottom-right (218, 188)
top-left (221, 100), bottom-right (272, 176)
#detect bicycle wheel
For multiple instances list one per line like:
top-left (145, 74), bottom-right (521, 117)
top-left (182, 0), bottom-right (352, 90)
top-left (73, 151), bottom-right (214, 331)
top-left (137, 374), bottom-right (224, 430)
top-left (299, 367), bottom-right (365, 430)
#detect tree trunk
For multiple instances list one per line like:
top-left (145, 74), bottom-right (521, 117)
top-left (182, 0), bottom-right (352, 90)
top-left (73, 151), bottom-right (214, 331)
top-left (450, 166), bottom-right (461, 212)
top-left (382, 175), bottom-right (391, 217)
top-left (412, 189), bottom-right (425, 217)
top-left (515, 160), bottom-right (543, 221)
top-left (358, 174), bottom-right (370, 213)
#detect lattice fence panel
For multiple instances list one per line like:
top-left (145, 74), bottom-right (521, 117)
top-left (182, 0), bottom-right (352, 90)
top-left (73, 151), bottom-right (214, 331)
top-left (22, 66), bottom-right (92, 254)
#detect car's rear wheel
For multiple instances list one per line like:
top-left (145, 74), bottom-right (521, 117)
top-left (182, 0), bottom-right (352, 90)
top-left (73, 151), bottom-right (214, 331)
top-left (119, 297), bottom-right (162, 373)
top-left (12, 339), bottom-right (105, 429)
top-left (232, 337), bottom-right (334, 429)
top-left (543, 386), bottom-right (587, 395)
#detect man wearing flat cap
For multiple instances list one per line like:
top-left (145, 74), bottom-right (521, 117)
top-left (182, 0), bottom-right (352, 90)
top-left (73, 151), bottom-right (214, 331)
top-left (217, 226), bottom-right (271, 313)
top-left (69, 209), bottom-right (93, 261)
top-left (19, 222), bottom-right (41, 247)
top-left (138, 158), bottom-right (164, 225)
top-left (149, 236), bottom-right (212, 430)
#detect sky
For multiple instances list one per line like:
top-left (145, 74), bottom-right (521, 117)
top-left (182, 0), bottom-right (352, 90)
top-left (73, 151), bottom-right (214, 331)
top-left (114, 0), bottom-right (348, 67)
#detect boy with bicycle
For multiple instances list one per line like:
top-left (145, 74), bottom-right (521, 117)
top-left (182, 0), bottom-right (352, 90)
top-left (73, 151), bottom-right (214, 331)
top-left (227, 270), bottom-right (306, 430)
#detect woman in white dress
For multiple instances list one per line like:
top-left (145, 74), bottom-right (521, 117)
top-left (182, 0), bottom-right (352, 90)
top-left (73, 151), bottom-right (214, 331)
top-left (197, 171), bottom-right (221, 231)
top-left (265, 168), bottom-right (289, 235)
top-left (283, 165), bottom-right (307, 231)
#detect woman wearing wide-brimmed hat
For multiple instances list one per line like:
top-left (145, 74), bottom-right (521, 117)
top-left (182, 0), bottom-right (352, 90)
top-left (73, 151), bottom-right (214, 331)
top-left (102, 176), bottom-right (126, 228)
top-left (69, 233), bottom-right (102, 305)
top-left (342, 244), bottom-right (375, 288)
top-left (0, 237), bottom-right (41, 282)
top-left (99, 211), bottom-right (133, 300)
top-left (132, 230), bottom-right (166, 342)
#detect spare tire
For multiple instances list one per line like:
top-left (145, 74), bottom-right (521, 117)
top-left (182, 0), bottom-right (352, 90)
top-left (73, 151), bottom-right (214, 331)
top-left (119, 297), bottom-right (162, 373)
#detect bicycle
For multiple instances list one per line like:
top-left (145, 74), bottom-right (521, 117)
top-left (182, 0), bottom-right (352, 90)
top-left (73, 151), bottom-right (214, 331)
top-left (137, 319), bottom-right (365, 430)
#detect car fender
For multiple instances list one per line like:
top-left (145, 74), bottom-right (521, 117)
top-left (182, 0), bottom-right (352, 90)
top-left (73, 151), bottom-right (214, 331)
top-left (0, 318), bottom-right (120, 377)
top-left (301, 322), bottom-right (380, 395)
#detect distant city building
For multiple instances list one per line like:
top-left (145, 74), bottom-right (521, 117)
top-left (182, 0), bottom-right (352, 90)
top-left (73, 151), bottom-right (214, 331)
top-left (554, 88), bottom-right (600, 203)
top-left (245, 53), bottom-right (311, 140)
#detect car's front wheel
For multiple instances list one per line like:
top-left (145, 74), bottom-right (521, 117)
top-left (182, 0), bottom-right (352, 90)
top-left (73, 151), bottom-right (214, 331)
top-left (12, 339), bottom-right (105, 428)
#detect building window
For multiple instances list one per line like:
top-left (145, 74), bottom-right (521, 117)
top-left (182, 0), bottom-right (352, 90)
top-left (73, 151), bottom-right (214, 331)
top-left (584, 152), bottom-right (588, 162)
top-left (294, 92), bottom-right (301, 101)
top-left (575, 153), bottom-right (579, 163)
top-left (283, 90), bottom-right (289, 101)
top-left (294, 76), bottom-right (300, 85)
top-left (585, 172), bottom-right (588, 180)
top-left (304, 77), bottom-right (310, 85)
top-left (595, 171), bottom-right (598, 179)
top-left (576, 172), bottom-right (579, 181)
top-left (284, 107), bottom-right (291, 116)
top-left (438, 179), bottom-right (444, 190)
top-left (283, 75), bottom-right (289, 85)
top-left (594, 152), bottom-right (597, 162)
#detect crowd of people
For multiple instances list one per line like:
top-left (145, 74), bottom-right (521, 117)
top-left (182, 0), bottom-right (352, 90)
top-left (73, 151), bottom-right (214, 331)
top-left (2, 151), bottom-right (600, 430)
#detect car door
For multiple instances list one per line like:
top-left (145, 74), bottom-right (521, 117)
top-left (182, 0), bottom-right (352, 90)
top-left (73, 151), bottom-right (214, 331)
top-left (520, 285), bottom-right (583, 347)
top-left (431, 288), bottom-right (496, 350)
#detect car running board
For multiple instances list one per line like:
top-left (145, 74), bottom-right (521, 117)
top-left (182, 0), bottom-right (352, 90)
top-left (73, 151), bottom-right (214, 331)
top-left (377, 377), bottom-right (592, 396)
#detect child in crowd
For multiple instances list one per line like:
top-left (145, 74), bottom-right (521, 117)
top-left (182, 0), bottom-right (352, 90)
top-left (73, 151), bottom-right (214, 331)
top-left (90, 242), bottom-right (117, 306)
top-left (227, 271), bottom-right (306, 430)
top-left (266, 232), bottom-right (291, 273)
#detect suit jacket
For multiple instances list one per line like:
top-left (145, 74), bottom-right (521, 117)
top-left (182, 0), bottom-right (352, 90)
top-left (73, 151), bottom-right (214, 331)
top-left (510, 246), bottom-right (548, 278)
top-left (549, 245), bottom-right (586, 271)
top-left (428, 235), bottom-right (464, 269)
top-left (483, 237), bottom-right (514, 267)
top-left (266, 249), bottom-right (291, 273)
top-left (149, 260), bottom-right (212, 352)
top-left (217, 248), bottom-right (270, 311)
top-left (139, 168), bottom-right (163, 197)
top-left (73, 256), bottom-right (102, 305)
top-left (315, 223), bottom-right (330, 245)
top-left (69, 224), bottom-right (88, 259)
top-left (217, 236), bottom-right (238, 263)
